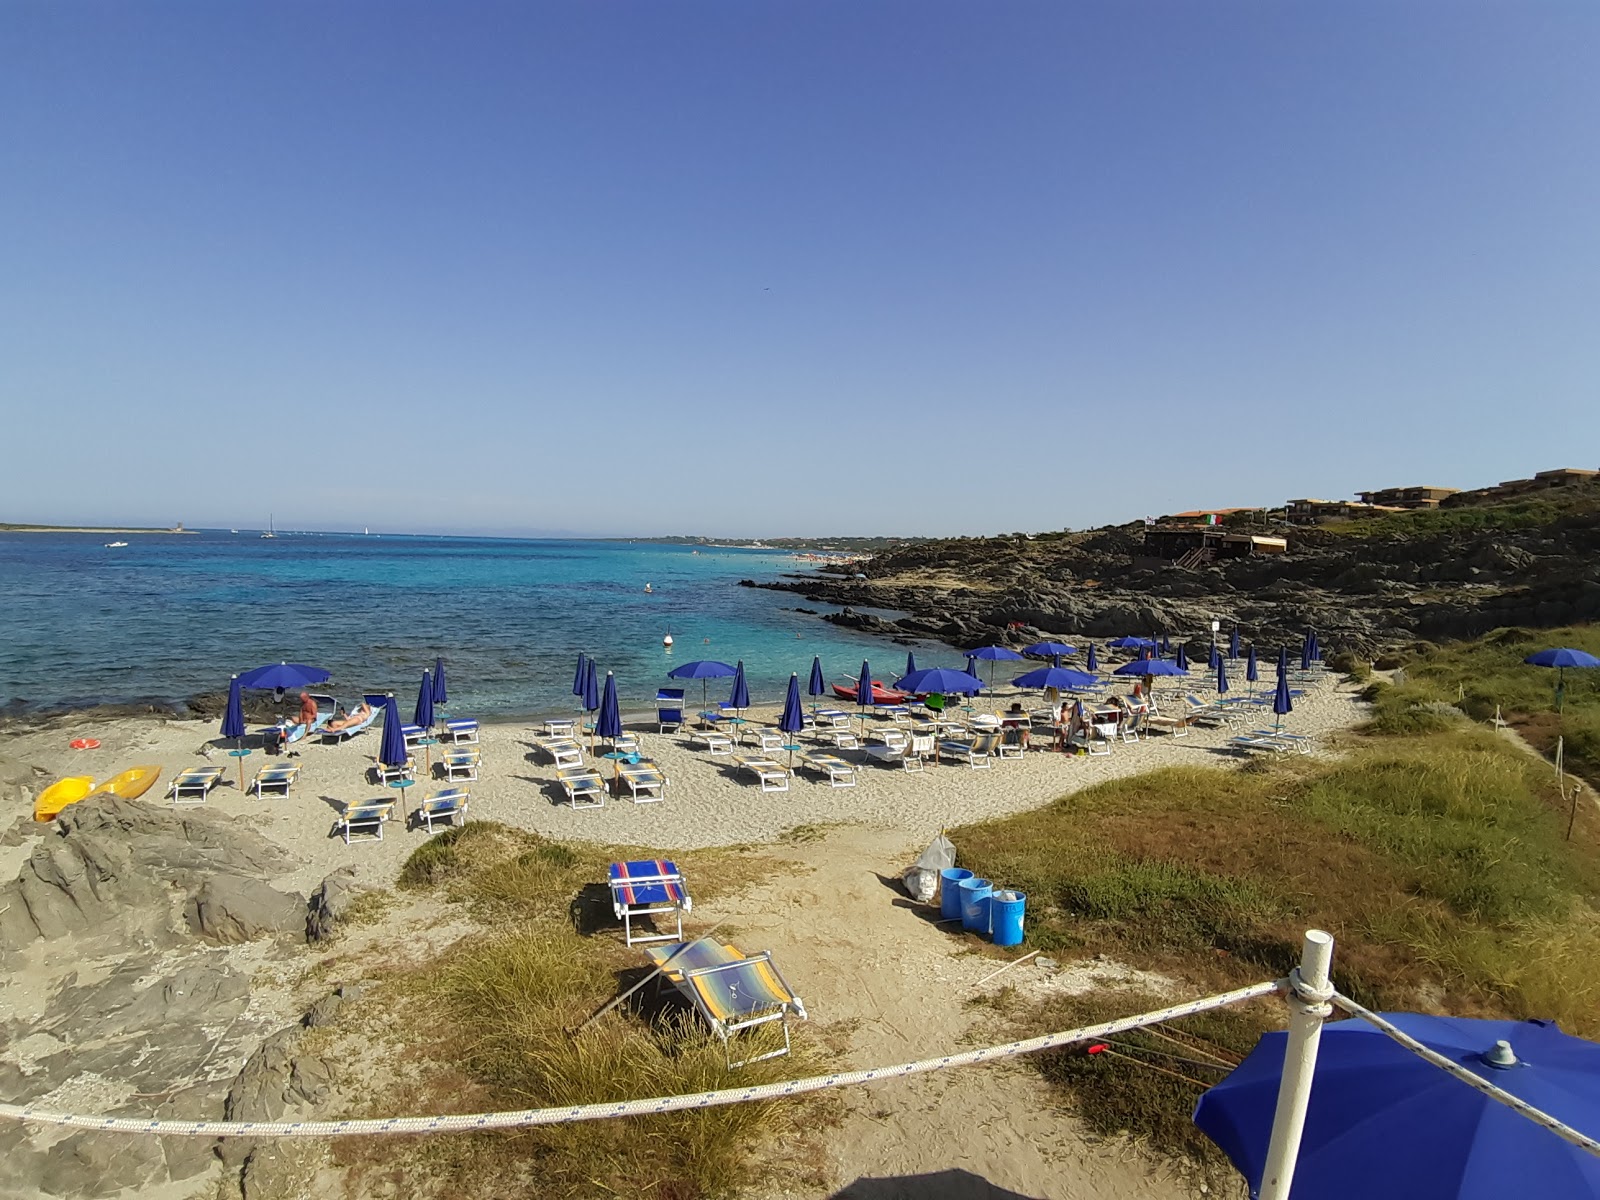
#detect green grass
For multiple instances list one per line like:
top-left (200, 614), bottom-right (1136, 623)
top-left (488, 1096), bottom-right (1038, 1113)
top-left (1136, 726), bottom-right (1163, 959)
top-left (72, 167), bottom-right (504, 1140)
top-left (346, 823), bottom-right (824, 1200)
top-left (951, 723), bottom-right (1600, 1171)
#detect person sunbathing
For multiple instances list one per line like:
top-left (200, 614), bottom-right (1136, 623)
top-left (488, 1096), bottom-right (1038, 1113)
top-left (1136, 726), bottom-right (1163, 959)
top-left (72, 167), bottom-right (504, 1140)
top-left (297, 691), bottom-right (318, 728)
top-left (324, 702), bottom-right (372, 732)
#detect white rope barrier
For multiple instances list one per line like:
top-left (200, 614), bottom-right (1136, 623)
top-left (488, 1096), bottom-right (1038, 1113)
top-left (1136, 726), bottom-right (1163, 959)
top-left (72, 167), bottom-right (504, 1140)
top-left (1331, 992), bottom-right (1600, 1160)
top-left (0, 979), bottom-right (1282, 1139)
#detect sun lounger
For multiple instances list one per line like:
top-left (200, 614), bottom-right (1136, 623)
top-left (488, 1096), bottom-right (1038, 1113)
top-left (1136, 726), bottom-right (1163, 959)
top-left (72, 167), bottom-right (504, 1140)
top-left (320, 704), bottom-right (380, 742)
top-left (939, 730), bottom-right (1000, 768)
top-left (417, 788), bottom-right (469, 832)
top-left (438, 750), bottom-right (480, 781)
top-left (558, 765), bottom-right (606, 809)
top-left (167, 765), bottom-right (224, 805)
top-left (740, 726), bottom-right (785, 752)
top-left (689, 730), bottom-right (733, 755)
top-left (441, 718), bottom-right (479, 745)
top-left (800, 752), bottom-right (857, 788)
top-left (820, 727), bottom-right (860, 750)
top-left (1230, 734), bottom-right (1294, 755)
top-left (1247, 729), bottom-right (1315, 754)
top-left (617, 759), bottom-right (669, 803)
top-left (534, 737), bottom-right (584, 768)
top-left (657, 706), bottom-right (685, 734)
top-left (1144, 713), bottom-right (1190, 737)
top-left (250, 763), bottom-right (301, 798)
top-left (372, 758), bottom-right (415, 785)
top-left (812, 708), bottom-right (852, 730)
top-left (644, 938), bottom-right (807, 1068)
top-left (609, 859), bottom-right (691, 945)
top-left (339, 800), bottom-right (395, 843)
top-left (609, 731), bottom-right (641, 754)
top-left (732, 755), bottom-right (789, 793)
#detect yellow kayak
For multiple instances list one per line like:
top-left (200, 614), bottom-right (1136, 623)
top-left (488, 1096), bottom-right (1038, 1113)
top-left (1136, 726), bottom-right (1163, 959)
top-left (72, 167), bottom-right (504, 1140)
top-left (87, 765), bottom-right (162, 802)
top-left (34, 776), bottom-right (94, 823)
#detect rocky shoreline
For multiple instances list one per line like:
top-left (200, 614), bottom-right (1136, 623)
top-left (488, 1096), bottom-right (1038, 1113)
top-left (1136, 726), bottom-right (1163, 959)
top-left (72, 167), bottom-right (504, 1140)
top-left (744, 511), bottom-right (1600, 658)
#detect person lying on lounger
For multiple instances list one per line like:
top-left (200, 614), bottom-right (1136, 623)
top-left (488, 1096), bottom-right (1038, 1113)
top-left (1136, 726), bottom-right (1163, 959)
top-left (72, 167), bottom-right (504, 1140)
top-left (324, 702), bottom-right (372, 732)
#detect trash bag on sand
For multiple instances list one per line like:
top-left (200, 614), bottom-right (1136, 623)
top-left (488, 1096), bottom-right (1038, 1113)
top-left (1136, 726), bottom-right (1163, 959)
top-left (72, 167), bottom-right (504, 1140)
top-left (901, 834), bottom-right (956, 903)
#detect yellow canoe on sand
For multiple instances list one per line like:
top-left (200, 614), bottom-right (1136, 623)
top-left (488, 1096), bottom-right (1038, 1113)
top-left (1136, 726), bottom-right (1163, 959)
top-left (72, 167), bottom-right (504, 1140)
top-left (34, 777), bottom-right (94, 823)
top-left (87, 765), bottom-right (162, 802)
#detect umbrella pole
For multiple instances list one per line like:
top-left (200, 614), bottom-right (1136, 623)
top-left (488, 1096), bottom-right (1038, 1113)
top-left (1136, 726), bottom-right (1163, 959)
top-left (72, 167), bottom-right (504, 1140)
top-left (1258, 930), bottom-right (1335, 1200)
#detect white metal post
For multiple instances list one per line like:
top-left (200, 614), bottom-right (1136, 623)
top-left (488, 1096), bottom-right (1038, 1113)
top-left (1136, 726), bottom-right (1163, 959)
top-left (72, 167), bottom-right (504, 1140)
top-left (1259, 929), bottom-right (1335, 1200)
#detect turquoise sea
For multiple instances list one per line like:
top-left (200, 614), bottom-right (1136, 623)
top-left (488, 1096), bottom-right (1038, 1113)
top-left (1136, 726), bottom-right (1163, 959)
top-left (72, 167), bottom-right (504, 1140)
top-left (0, 532), bottom-right (909, 718)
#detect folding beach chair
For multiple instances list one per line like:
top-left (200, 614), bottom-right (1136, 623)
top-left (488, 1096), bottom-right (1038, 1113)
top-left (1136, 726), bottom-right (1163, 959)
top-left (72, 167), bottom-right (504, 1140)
top-left (250, 763), bottom-right (300, 798)
top-left (617, 759), bottom-right (669, 803)
top-left (438, 750), bottom-right (480, 782)
top-left (644, 938), bottom-right (807, 1068)
top-left (543, 717), bottom-right (577, 739)
top-left (534, 737), bottom-right (584, 768)
top-left (1247, 729), bottom-right (1315, 754)
top-left (732, 755), bottom-right (789, 793)
top-left (1230, 734), bottom-right (1293, 756)
top-left (939, 730), bottom-right (999, 769)
top-left (320, 704), bottom-right (379, 743)
top-left (799, 751), bottom-right (857, 788)
top-left (609, 859), bottom-right (691, 946)
top-left (812, 708), bottom-right (852, 730)
top-left (339, 800), bottom-right (395, 843)
top-left (167, 766), bottom-right (223, 805)
top-left (689, 730), bottom-right (733, 755)
top-left (372, 757), bottom-right (415, 785)
top-left (655, 689), bottom-right (686, 734)
top-left (417, 789), bottom-right (469, 833)
top-left (558, 766), bottom-right (606, 809)
top-left (996, 725), bottom-right (1027, 760)
top-left (609, 731), bottom-right (641, 755)
top-left (441, 718), bottom-right (479, 745)
top-left (821, 727), bottom-right (860, 750)
top-left (1144, 713), bottom-right (1191, 738)
top-left (741, 726), bottom-right (786, 753)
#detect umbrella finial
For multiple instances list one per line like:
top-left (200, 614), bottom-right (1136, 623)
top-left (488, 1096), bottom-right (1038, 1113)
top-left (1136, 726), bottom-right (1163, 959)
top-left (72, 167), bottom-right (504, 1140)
top-left (1483, 1039), bottom-right (1519, 1069)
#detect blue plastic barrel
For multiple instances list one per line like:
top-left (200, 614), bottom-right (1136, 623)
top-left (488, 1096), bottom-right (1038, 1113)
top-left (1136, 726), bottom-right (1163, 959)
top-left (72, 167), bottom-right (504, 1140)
top-left (940, 868), bottom-right (974, 920)
top-left (959, 877), bottom-right (993, 933)
top-left (990, 889), bottom-right (1026, 946)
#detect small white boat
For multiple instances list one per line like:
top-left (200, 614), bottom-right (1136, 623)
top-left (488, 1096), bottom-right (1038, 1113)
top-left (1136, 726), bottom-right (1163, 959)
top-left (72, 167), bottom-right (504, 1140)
top-left (644, 582), bottom-right (653, 593)
top-left (261, 514), bottom-right (277, 539)
top-left (104, 541), bottom-right (128, 548)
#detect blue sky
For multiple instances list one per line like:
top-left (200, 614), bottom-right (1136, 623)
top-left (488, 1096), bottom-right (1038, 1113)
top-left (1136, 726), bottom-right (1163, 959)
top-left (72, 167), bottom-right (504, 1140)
top-left (3, 2), bottom-right (1596, 538)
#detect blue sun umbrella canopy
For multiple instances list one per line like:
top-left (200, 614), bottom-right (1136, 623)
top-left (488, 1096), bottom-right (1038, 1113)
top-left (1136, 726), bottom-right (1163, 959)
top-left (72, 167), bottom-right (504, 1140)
top-left (974, 645), bottom-right (1028, 662)
top-left (1113, 658), bottom-right (1189, 678)
top-left (897, 666), bottom-right (984, 696)
top-left (1216, 656), bottom-right (1229, 696)
top-left (668, 658), bottom-right (736, 709)
top-left (378, 695), bottom-right (407, 768)
top-left (1086, 643), bottom-right (1099, 671)
top-left (728, 661), bottom-right (750, 710)
top-left (571, 652), bottom-right (588, 698)
top-left (1023, 641), bottom-right (1077, 658)
top-left (414, 670), bottom-right (435, 729)
top-left (582, 659), bottom-right (601, 713)
top-left (1277, 646), bottom-right (1290, 678)
top-left (856, 661), bottom-right (874, 709)
top-left (779, 673), bottom-right (805, 735)
top-left (596, 672), bottom-right (623, 740)
top-left (1107, 636), bottom-right (1155, 650)
top-left (808, 656), bottom-right (826, 698)
top-left (1209, 642), bottom-right (1221, 670)
top-left (1525, 647), bottom-right (1600, 711)
top-left (1176, 645), bottom-right (1190, 671)
top-left (905, 651), bottom-right (917, 678)
top-left (1193, 1014), bottom-right (1600, 1200)
top-left (1014, 666), bottom-right (1099, 691)
top-left (235, 662), bottom-right (331, 691)
top-left (1230, 627), bottom-right (1241, 659)
top-left (1273, 670), bottom-right (1293, 725)
top-left (433, 657), bottom-right (448, 706)
top-left (1246, 645), bottom-right (1259, 683)
top-left (221, 675), bottom-right (246, 741)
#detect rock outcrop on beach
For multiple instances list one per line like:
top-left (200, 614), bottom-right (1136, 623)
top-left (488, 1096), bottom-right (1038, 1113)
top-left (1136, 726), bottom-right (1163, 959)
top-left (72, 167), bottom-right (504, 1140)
top-left (751, 488), bottom-right (1600, 657)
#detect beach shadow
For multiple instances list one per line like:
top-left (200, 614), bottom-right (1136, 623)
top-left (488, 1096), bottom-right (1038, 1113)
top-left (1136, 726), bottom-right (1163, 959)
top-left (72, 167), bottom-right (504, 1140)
top-left (316, 795), bottom-right (347, 815)
top-left (831, 1169), bottom-right (1043, 1199)
top-left (570, 883), bottom-right (616, 937)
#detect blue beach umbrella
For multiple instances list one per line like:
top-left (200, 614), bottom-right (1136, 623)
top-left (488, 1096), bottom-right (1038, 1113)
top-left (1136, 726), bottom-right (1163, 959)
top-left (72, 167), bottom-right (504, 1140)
top-left (855, 660), bottom-right (874, 708)
top-left (1246, 646), bottom-right (1259, 685)
top-left (897, 667), bottom-right (985, 695)
top-left (572, 653), bottom-right (588, 698)
top-left (1277, 646), bottom-right (1289, 679)
top-left (1230, 627), bottom-right (1241, 660)
top-left (1216, 656), bottom-right (1229, 697)
top-left (1113, 658), bottom-right (1189, 680)
top-left (1525, 647), bottom-right (1600, 711)
top-left (1176, 645), bottom-right (1190, 671)
top-left (1193, 1014), bottom-right (1600, 1200)
top-left (1209, 642), bottom-right (1221, 670)
top-left (596, 671), bottom-right (623, 741)
top-left (236, 662), bottom-right (331, 692)
top-left (779, 673), bottom-right (804, 766)
top-left (1161, 633), bottom-right (1171, 654)
top-left (1301, 633), bottom-right (1313, 672)
top-left (808, 656), bottom-right (826, 704)
top-left (905, 651), bottom-right (917, 679)
top-left (1086, 643), bottom-right (1099, 671)
top-left (1013, 666), bottom-right (1098, 691)
top-left (965, 654), bottom-right (981, 692)
top-left (1272, 670), bottom-right (1293, 730)
top-left (728, 661), bottom-right (750, 711)
top-left (1022, 640), bottom-right (1076, 659)
top-left (668, 658), bottom-right (737, 710)
top-left (1309, 631), bottom-right (1322, 662)
top-left (378, 695), bottom-right (407, 770)
top-left (970, 645), bottom-right (1025, 690)
top-left (1108, 636), bottom-right (1155, 650)
top-left (221, 675), bottom-right (246, 742)
top-left (582, 658), bottom-right (600, 714)
top-left (414, 670), bottom-right (435, 730)
top-left (433, 657), bottom-right (448, 707)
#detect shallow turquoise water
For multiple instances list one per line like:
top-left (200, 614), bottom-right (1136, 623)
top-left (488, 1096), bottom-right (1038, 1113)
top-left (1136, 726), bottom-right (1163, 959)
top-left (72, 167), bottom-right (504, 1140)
top-left (0, 532), bottom-right (913, 717)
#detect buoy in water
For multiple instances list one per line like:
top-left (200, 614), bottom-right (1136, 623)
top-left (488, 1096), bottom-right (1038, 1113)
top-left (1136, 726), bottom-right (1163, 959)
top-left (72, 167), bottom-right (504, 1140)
top-left (662, 633), bottom-right (674, 647)
top-left (645, 583), bottom-right (653, 593)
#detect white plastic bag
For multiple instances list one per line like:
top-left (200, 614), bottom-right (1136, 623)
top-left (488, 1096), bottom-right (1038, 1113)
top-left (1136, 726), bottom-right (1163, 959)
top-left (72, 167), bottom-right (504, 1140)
top-left (901, 834), bottom-right (957, 903)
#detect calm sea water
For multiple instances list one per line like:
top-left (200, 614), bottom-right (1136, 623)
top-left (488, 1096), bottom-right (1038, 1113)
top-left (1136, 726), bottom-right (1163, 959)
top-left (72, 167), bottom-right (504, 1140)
top-left (0, 532), bottom-right (909, 718)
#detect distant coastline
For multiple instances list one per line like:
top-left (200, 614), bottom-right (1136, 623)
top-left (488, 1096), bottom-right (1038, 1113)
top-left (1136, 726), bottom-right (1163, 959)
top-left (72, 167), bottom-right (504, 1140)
top-left (0, 523), bottom-right (197, 535)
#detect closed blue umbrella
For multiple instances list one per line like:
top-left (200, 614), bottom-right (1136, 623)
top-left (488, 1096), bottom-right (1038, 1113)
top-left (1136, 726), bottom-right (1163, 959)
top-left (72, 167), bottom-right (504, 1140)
top-left (668, 658), bottom-right (737, 710)
top-left (1310, 632), bottom-right (1322, 662)
top-left (1301, 635), bottom-right (1313, 672)
top-left (779, 672), bottom-right (805, 767)
top-left (905, 651), bottom-right (917, 679)
top-left (1161, 633), bottom-right (1171, 654)
top-left (1013, 666), bottom-right (1098, 691)
top-left (1246, 646), bottom-right (1259, 685)
top-left (596, 671), bottom-right (623, 740)
top-left (1176, 645), bottom-right (1190, 671)
top-left (1194, 1014), bottom-right (1600, 1200)
top-left (1230, 627), bottom-right (1241, 660)
top-left (378, 695), bottom-right (408, 769)
top-left (1209, 642), bottom-right (1221, 670)
top-left (855, 660), bottom-right (874, 709)
top-left (1272, 670), bottom-right (1293, 730)
top-left (414, 670), bottom-right (435, 730)
top-left (728, 661), bottom-right (750, 710)
top-left (1525, 647), bottom-right (1600, 711)
top-left (965, 654), bottom-right (983, 693)
top-left (433, 657), bottom-right (448, 706)
top-left (1216, 656), bottom-right (1229, 697)
top-left (582, 658), bottom-right (600, 714)
top-left (221, 675), bottom-right (246, 741)
top-left (571, 653), bottom-right (588, 698)
top-left (808, 656), bottom-right (826, 701)
top-left (1086, 643), bottom-right (1099, 671)
top-left (1277, 646), bottom-right (1289, 679)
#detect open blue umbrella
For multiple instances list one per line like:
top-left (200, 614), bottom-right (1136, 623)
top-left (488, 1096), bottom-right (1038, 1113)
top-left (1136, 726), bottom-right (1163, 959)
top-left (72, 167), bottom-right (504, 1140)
top-left (1272, 669), bottom-right (1293, 730)
top-left (433, 657), bottom-right (448, 707)
top-left (1176, 645), bottom-right (1190, 671)
top-left (1217, 656), bottom-right (1230, 697)
top-left (1194, 1014), bottom-right (1600, 1200)
top-left (728, 660), bottom-right (750, 710)
top-left (905, 651), bottom-right (917, 679)
top-left (596, 671), bottom-right (623, 740)
top-left (1230, 627), bottom-right (1241, 660)
top-left (378, 695), bottom-right (407, 769)
top-left (668, 658), bottom-right (737, 709)
top-left (1525, 647), bottom-right (1600, 712)
top-left (1022, 640), bottom-right (1076, 659)
top-left (779, 673), bottom-right (804, 766)
top-left (236, 662), bottom-right (331, 692)
top-left (970, 645), bottom-right (1025, 689)
top-left (414, 670), bottom-right (435, 730)
top-left (898, 666), bottom-right (985, 695)
top-left (1086, 643), bottom-right (1099, 671)
top-left (808, 656), bottom-right (826, 703)
top-left (1108, 636), bottom-right (1155, 650)
top-left (1014, 666), bottom-right (1099, 691)
top-left (1113, 658), bottom-right (1189, 679)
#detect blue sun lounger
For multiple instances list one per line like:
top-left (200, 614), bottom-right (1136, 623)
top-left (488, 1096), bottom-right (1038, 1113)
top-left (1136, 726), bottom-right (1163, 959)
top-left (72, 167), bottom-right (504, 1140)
top-left (441, 718), bottom-right (479, 745)
top-left (320, 704), bottom-right (379, 743)
top-left (417, 788), bottom-right (469, 833)
top-left (609, 859), bottom-right (691, 945)
top-left (644, 937), bottom-right (807, 1067)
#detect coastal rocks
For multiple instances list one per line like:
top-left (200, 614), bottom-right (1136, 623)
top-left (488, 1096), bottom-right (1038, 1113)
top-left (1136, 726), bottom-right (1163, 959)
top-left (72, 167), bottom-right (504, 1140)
top-left (305, 867), bottom-right (372, 943)
top-left (217, 1024), bottom-right (334, 1189)
top-left (185, 876), bottom-right (308, 944)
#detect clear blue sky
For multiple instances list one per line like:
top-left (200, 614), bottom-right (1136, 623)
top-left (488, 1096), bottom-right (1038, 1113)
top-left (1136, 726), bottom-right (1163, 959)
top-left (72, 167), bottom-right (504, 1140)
top-left (3, 2), bottom-right (1596, 538)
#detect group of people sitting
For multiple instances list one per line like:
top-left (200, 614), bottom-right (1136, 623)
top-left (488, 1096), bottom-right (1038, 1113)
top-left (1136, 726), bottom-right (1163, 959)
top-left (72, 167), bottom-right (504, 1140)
top-left (991, 684), bottom-right (1149, 752)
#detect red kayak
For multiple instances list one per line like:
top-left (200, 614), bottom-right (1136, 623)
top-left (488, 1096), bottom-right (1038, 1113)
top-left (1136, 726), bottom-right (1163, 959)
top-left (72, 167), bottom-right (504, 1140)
top-left (832, 679), bottom-right (909, 704)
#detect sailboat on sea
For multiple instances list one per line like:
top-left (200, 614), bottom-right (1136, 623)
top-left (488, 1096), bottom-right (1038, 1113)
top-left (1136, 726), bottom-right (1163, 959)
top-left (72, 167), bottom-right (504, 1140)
top-left (261, 515), bottom-right (277, 539)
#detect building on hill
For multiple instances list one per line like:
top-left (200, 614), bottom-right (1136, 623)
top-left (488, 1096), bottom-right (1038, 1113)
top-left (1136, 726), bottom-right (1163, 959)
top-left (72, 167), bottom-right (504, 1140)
top-left (1441, 467), bottom-right (1599, 507)
top-left (1163, 507), bottom-right (1269, 526)
top-left (1286, 498), bottom-right (1402, 525)
top-left (1141, 527), bottom-right (1288, 564)
top-left (1356, 485), bottom-right (1459, 509)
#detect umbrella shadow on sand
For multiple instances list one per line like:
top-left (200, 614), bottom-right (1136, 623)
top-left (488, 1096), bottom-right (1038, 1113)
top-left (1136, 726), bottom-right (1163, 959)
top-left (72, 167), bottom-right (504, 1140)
top-left (831, 1169), bottom-right (1043, 1199)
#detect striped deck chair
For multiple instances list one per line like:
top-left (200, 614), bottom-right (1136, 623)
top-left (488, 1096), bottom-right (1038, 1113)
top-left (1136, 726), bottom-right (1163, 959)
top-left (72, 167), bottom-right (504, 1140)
top-left (799, 751), bottom-right (857, 788)
top-left (441, 718), bottom-right (479, 745)
top-left (558, 766), bottom-right (605, 809)
top-left (167, 766), bottom-right (223, 805)
top-left (644, 938), bottom-right (807, 1067)
top-left (617, 759), bottom-right (668, 803)
top-left (339, 800), bottom-right (395, 843)
top-left (732, 755), bottom-right (789, 793)
top-left (417, 789), bottom-right (469, 833)
top-left (320, 704), bottom-right (379, 743)
top-left (438, 750), bottom-right (480, 781)
top-left (250, 763), bottom-right (300, 798)
top-left (609, 859), bottom-right (691, 946)
top-left (535, 737), bottom-right (584, 768)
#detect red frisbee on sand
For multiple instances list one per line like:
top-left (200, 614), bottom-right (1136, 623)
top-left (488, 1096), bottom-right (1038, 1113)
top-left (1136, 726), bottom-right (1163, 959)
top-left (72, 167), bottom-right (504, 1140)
top-left (69, 738), bottom-right (101, 750)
